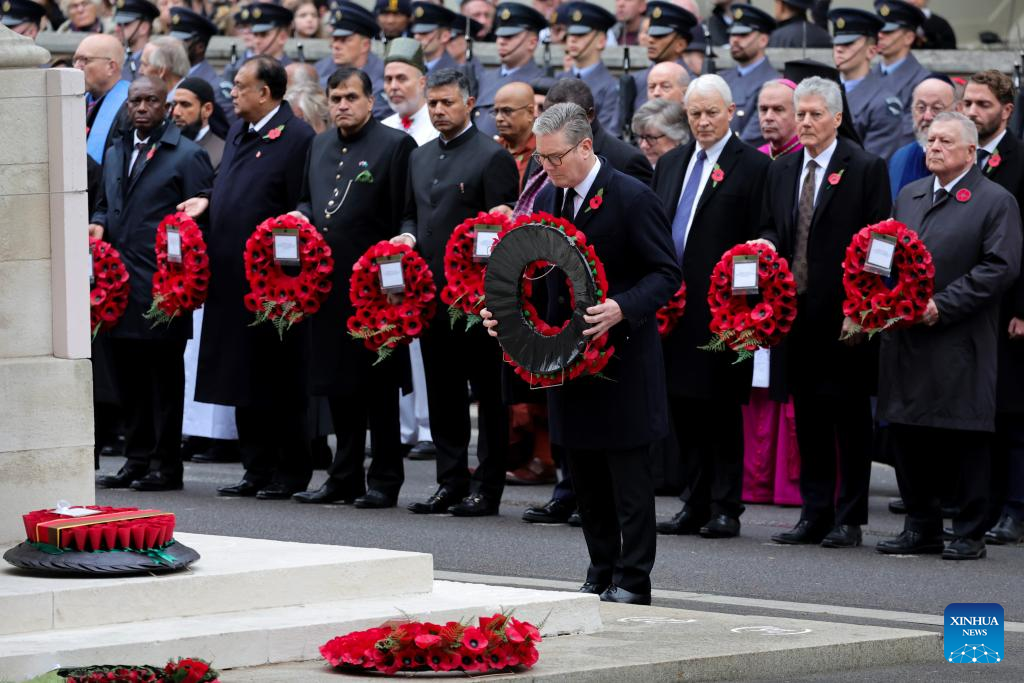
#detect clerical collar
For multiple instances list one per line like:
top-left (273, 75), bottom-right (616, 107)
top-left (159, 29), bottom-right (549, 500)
top-left (439, 121), bottom-right (473, 148)
top-left (737, 57), bottom-right (766, 77)
top-left (249, 104), bottom-right (282, 133)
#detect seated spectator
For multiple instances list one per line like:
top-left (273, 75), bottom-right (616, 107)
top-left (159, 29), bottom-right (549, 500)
top-left (292, 0), bottom-right (325, 38)
top-left (58, 0), bottom-right (108, 32)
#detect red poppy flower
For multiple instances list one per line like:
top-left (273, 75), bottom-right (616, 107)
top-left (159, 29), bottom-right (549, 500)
top-left (956, 188), bottom-right (971, 202)
top-left (711, 168), bottom-right (725, 183)
top-left (589, 194), bottom-right (603, 210)
top-left (988, 153), bottom-right (1002, 169)
top-left (266, 127), bottom-right (282, 140)
top-left (828, 172), bottom-right (842, 186)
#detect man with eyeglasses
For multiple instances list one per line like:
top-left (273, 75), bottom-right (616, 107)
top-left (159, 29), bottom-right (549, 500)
top-left (493, 81), bottom-right (539, 190)
top-left (76, 34), bottom-right (133, 165)
top-left (113, 0), bottom-right (159, 82)
top-left (887, 77), bottom-right (955, 198)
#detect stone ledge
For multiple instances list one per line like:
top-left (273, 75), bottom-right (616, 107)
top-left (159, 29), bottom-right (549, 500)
top-left (0, 445), bottom-right (93, 547)
top-left (0, 356), bottom-right (92, 453)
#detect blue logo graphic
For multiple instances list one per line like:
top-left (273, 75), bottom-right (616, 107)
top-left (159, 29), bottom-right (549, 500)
top-left (944, 603), bottom-right (1004, 663)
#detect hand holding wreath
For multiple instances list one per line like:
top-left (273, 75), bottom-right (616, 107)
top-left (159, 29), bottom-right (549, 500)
top-left (144, 212), bottom-right (209, 327)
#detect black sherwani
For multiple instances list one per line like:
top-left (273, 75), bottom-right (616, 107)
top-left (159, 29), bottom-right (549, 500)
top-left (652, 135), bottom-right (770, 519)
top-left (401, 124), bottom-right (520, 499)
top-left (92, 123), bottom-right (214, 481)
top-left (196, 102), bottom-right (316, 489)
top-left (760, 136), bottom-right (891, 528)
top-left (295, 117), bottom-right (417, 499)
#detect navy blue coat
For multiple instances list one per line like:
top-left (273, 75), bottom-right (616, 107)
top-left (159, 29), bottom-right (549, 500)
top-left (92, 123), bottom-right (214, 341)
top-left (536, 160), bottom-right (681, 450)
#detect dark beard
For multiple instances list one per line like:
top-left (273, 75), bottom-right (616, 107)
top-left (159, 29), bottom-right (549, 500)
top-left (177, 119), bottom-right (203, 140)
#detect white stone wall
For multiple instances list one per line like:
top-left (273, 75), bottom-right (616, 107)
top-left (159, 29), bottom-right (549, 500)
top-left (0, 66), bottom-right (94, 545)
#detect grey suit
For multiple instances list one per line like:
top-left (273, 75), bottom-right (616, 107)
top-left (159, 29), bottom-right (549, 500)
top-left (869, 52), bottom-right (930, 149)
top-left (720, 58), bottom-right (780, 147)
top-left (558, 62), bottom-right (620, 136)
top-left (845, 73), bottom-right (908, 161)
top-left (198, 131), bottom-right (225, 171)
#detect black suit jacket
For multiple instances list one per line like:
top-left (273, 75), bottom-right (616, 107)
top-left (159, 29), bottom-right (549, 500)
top-left (592, 120), bottom-right (653, 186)
top-left (760, 136), bottom-right (891, 397)
top-left (652, 135), bottom-right (771, 400)
top-left (984, 133), bottom-right (1024, 412)
top-left (92, 123), bottom-right (214, 341)
top-left (535, 160), bottom-right (681, 450)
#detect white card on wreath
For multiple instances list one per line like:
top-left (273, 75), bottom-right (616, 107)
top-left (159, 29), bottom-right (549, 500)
top-left (732, 256), bottom-right (759, 294)
top-left (864, 234), bottom-right (896, 276)
top-left (752, 348), bottom-right (771, 388)
top-left (166, 228), bottom-right (182, 263)
top-left (379, 260), bottom-right (405, 291)
top-left (474, 230), bottom-right (500, 260)
top-left (274, 233), bottom-right (299, 262)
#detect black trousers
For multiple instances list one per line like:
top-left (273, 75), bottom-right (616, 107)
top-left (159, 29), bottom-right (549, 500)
top-left (891, 423), bottom-right (991, 539)
top-left (567, 444), bottom-right (656, 594)
top-left (420, 319), bottom-right (507, 499)
top-left (792, 392), bottom-right (873, 526)
top-left (235, 403), bottom-right (311, 490)
top-left (325, 380), bottom-right (404, 500)
top-left (988, 412), bottom-right (1024, 524)
top-left (109, 337), bottom-right (186, 480)
top-left (671, 397), bottom-right (744, 519)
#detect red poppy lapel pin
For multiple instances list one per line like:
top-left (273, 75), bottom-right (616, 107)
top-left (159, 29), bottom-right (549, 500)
top-left (263, 124), bottom-right (285, 141)
top-left (585, 187), bottom-right (604, 213)
top-left (710, 164), bottom-right (725, 188)
top-left (985, 152), bottom-right (1001, 174)
top-left (827, 169), bottom-right (844, 187)
top-left (145, 143), bottom-right (157, 161)
top-left (956, 188), bottom-right (972, 203)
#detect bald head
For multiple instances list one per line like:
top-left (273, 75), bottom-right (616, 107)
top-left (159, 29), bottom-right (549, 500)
top-left (648, 61), bottom-right (690, 103)
top-left (494, 81), bottom-right (536, 145)
top-left (496, 81), bottom-right (535, 107)
top-left (911, 77), bottom-right (957, 145)
top-left (286, 62), bottom-right (320, 88)
top-left (75, 34), bottom-right (126, 98)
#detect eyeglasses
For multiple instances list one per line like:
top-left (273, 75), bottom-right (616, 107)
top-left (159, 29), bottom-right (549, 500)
top-left (531, 140), bottom-right (582, 167)
top-left (490, 105), bottom-right (533, 118)
top-left (635, 133), bottom-right (666, 145)
top-left (72, 55), bottom-right (111, 66)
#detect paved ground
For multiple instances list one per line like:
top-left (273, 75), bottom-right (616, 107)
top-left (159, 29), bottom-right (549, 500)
top-left (96, 456), bottom-right (1024, 680)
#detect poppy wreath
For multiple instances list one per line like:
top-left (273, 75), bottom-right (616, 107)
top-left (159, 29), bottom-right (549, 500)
top-left (441, 211), bottom-right (513, 330)
top-left (60, 658), bottom-right (219, 683)
top-left (89, 236), bottom-right (130, 340)
top-left (243, 214), bottom-right (334, 340)
top-left (484, 211), bottom-right (614, 388)
top-left (22, 506), bottom-right (176, 552)
top-left (841, 219), bottom-right (935, 337)
top-left (347, 241), bottom-right (437, 364)
top-left (656, 282), bottom-right (687, 336)
top-left (702, 243), bottom-right (798, 362)
top-left (144, 212), bottom-right (209, 327)
top-left (319, 613), bottom-right (541, 675)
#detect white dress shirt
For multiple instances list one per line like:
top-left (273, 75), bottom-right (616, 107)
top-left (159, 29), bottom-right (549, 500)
top-left (797, 136), bottom-right (839, 207)
top-left (565, 158), bottom-right (602, 219)
top-left (932, 166), bottom-right (972, 197)
top-left (249, 105), bottom-right (281, 133)
top-left (678, 130), bottom-right (732, 247)
top-left (979, 129), bottom-right (1007, 159)
top-left (382, 103), bottom-right (440, 147)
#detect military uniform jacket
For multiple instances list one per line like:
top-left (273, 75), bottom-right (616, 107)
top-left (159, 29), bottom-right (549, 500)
top-left (92, 123), bottom-right (214, 341)
top-left (557, 62), bottom-right (621, 137)
top-left (401, 125), bottom-right (519, 292)
top-left (846, 73), bottom-right (909, 161)
top-left (195, 102), bottom-right (316, 407)
top-left (720, 58), bottom-right (780, 147)
top-left (536, 161), bottom-right (681, 450)
top-left (295, 118), bottom-right (417, 396)
top-left (767, 17), bottom-right (832, 48)
top-left (474, 61), bottom-right (546, 136)
top-left (869, 52), bottom-right (930, 120)
top-left (652, 135), bottom-right (770, 400)
top-left (427, 50), bottom-right (459, 74)
top-left (880, 167), bottom-right (1022, 431)
top-left (759, 136), bottom-right (891, 397)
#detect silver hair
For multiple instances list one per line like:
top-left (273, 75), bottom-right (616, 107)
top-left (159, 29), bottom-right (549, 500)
top-left (684, 74), bottom-right (734, 107)
top-left (533, 102), bottom-right (593, 145)
top-left (148, 37), bottom-right (191, 80)
top-left (931, 111), bottom-right (979, 149)
top-left (793, 76), bottom-right (843, 117)
top-left (631, 99), bottom-right (690, 145)
top-left (286, 83), bottom-right (330, 133)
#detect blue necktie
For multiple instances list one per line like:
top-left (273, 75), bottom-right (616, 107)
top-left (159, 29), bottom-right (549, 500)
top-left (671, 149), bottom-right (706, 263)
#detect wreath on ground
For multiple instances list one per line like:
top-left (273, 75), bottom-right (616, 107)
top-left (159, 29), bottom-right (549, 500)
top-left (89, 236), bottom-right (130, 339)
top-left (320, 612), bottom-right (540, 675)
top-left (243, 214), bottom-right (333, 340)
top-left (441, 211), bottom-right (512, 330)
top-left (484, 212), bottom-right (614, 388)
top-left (347, 241), bottom-right (437, 364)
top-left (656, 282), bottom-right (687, 336)
top-left (144, 212), bottom-right (209, 327)
top-left (841, 219), bottom-right (935, 337)
top-left (51, 658), bottom-right (219, 683)
top-left (701, 243), bottom-right (798, 362)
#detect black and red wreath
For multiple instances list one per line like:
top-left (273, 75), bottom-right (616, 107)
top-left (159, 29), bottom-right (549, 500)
top-left (440, 211), bottom-right (512, 330)
top-left (703, 243), bottom-right (798, 362)
top-left (89, 235), bottom-right (130, 339)
top-left (144, 212), bottom-right (209, 326)
top-left (243, 214), bottom-right (334, 339)
top-left (483, 212), bottom-right (614, 388)
top-left (841, 219), bottom-right (935, 337)
top-left (347, 241), bottom-right (437, 363)
top-left (656, 282), bottom-right (687, 336)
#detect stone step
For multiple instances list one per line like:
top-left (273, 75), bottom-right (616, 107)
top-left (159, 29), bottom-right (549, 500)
top-left (0, 579), bottom-right (601, 682)
top-left (0, 533), bottom-right (433, 636)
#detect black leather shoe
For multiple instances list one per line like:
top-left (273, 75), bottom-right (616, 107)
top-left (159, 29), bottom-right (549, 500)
top-left (449, 492), bottom-right (499, 517)
top-left (986, 515), bottom-right (1024, 545)
top-left (97, 467), bottom-right (148, 489)
top-left (943, 537), bottom-right (987, 560)
top-left (821, 524), bottom-right (862, 548)
top-left (887, 497), bottom-right (906, 514)
top-left (130, 472), bottom-right (183, 492)
top-left (578, 582), bottom-right (608, 595)
top-left (599, 585), bottom-right (652, 605)
top-left (257, 483), bottom-right (305, 500)
top-left (700, 514), bottom-right (740, 538)
top-left (217, 479), bottom-right (264, 497)
top-left (407, 441), bottom-right (437, 460)
top-left (657, 506), bottom-right (708, 535)
top-left (568, 510), bottom-right (582, 527)
top-left (354, 490), bottom-right (396, 509)
top-left (772, 520), bottom-right (830, 545)
top-left (292, 479), bottom-right (358, 504)
top-left (522, 498), bottom-right (574, 524)
top-left (876, 530), bottom-right (944, 555)
top-left (408, 486), bottom-right (464, 514)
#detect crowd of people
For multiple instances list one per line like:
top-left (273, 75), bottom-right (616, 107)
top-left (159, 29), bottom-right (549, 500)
top-left (6, 0), bottom-right (1023, 604)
